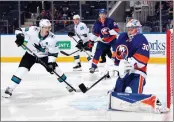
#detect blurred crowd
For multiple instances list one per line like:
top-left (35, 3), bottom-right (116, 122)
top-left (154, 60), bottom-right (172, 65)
top-left (0, 1), bottom-right (173, 34)
top-left (36, 7), bottom-right (73, 29)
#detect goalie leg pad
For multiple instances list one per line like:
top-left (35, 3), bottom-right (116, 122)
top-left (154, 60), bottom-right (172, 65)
top-left (114, 74), bottom-right (146, 93)
top-left (130, 74), bottom-right (146, 93)
top-left (108, 92), bottom-right (169, 113)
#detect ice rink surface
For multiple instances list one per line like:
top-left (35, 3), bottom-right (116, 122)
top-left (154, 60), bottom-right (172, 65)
top-left (1, 63), bottom-right (173, 121)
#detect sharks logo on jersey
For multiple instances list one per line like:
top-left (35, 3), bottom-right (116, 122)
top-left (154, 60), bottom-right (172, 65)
top-left (115, 45), bottom-right (128, 60)
top-left (33, 43), bottom-right (46, 53)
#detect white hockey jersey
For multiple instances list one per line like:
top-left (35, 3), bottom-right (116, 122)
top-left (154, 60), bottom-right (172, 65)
top-left (74, 22), bottom-right (89, 43)
top-left (15, 26), bottom-right (59, 62)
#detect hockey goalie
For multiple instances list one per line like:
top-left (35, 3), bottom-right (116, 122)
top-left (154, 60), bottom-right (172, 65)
top-left (108, 19), bottom-right (169, 113)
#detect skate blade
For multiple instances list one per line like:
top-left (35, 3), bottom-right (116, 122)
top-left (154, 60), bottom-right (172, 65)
top-left (2, 94), bottom-right (11, 98)
top-left (73, 69), bottom-right (82, 71)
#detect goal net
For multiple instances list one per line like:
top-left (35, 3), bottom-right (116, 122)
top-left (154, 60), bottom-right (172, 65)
top-left (167, 29), bottom-right (173, 109)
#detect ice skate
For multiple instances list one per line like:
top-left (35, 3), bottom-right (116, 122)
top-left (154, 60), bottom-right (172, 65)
top-left (66, 85), bottom-right (74, 92)
top-left (73, 62), bottom-right (82, 71)
top-left (2, 87), bottom-right (13, 98)
top-left (89, 67), bottom-right (99, 73)
top-left (99, 59), bottom-right (106, 63)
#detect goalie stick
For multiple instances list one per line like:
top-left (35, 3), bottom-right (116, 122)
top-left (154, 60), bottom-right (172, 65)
top-left (21, 44), bottom-right (80, 92)
top-left (78, 71), bottom-right (109, 93)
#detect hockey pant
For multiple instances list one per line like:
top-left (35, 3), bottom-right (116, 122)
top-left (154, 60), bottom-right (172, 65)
top-left (11, 52), bottom-right (66, 86)
top-left (100, 45), bottom-right (112, 62)
top-left (92, 39), bottom-right (117, 68)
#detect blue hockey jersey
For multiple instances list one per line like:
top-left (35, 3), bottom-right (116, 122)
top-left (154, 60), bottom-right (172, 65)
top-left (92, 17), bottom-right (119, 43)
top-left (114, 32), bottom-right (150, 77)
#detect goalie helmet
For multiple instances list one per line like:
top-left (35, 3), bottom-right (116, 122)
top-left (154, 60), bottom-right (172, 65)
top-left (39, 19), bottom-right (51, 28)
top-left (126, 19), bottom-right (142, 28)
top-left (126, 19), bottom-right (142, 39)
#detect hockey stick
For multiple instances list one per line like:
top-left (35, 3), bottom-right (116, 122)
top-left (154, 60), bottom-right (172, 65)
top-left (60, 49), bottom-right (80, 56)
top-left (70, 36), bottom-right (93, 58)
top-left (21, 44), bottom-right (79, 92)
top-left (78, 71), bottom-right (109, 93)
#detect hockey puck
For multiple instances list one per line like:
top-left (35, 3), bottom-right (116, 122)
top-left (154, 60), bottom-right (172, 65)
top-left (78, 83), bottom-right (88, 93)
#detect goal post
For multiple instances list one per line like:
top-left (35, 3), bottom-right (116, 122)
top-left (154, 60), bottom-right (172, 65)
top-left (166, 29), bottom-right (173, 109)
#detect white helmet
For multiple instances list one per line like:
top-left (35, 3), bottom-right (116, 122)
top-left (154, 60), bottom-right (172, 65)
top-left (73, 14), bottom-right (80, 20)
top-left (126, 19), bottom-right (142, 28)
top-left (39, 19), bottom-right (51, 28)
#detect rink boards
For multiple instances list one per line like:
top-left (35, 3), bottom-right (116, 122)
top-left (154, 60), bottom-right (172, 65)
top-left (0, 33), bottom-right (166, 64)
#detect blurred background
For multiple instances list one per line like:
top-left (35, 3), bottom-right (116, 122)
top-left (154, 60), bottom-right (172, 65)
top-left (0, 1), bottom-right (173, 34)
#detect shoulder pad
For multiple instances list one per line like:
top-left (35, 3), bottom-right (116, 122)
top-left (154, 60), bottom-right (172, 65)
top-left (49, 33), bottom-right (55, 38)
top-left (16, 28), bottom-right (22, 31)
top-left (33, 26), bottom-right (39, 31)
top-left (107, 18), bottom-right (114, 23)
top-left (120, 32), bottom-right (128, 36)
top-left (80, 22), bottom-right (86, 26)
top-left (94, 20), bottom-right (99, 25)
top-left (28, 26), bottom-right (39, 32)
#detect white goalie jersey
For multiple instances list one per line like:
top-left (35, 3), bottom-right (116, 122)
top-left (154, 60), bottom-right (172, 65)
top-left (15, 26), bottom-right (59, 62)
top-left (74, 22), bottom-right (90, 43)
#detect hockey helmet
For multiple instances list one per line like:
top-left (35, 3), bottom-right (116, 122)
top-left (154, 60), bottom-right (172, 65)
top-left (73, 14), bottom-right (80, 20)
top-left (39, 19), bottom-right (51, 28)
top-left (126, 19), bottom-right (142, 28)
top-left (99, 9), bottom-right (107, 15)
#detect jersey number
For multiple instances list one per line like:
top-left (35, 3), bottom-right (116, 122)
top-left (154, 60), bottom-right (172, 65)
top-left (142, 44), bottom-right (149, 51)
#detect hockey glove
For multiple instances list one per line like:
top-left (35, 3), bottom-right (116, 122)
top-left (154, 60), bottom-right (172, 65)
top-left (75, 40), bottom-right (84, 51)
top-left (87, 40), bottom-right (94, 49)
top-left (68, 32), bottom-right (75, 37)
top-left (118, 59), bottom-right (134, 78)
top-left (15, 33), bottom-right (25, 47)
top-left (47, 62), bottom-right (56, 74)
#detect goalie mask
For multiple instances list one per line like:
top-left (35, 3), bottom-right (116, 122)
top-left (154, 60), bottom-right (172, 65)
top-left (126, 19), bottom-right (142, 40)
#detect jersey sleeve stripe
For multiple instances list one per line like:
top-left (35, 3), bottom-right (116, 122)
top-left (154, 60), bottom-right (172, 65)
top-left (95, 34), bottom-right (100, 37)
top-left (113, 28), bottom-right (120, 33)
top-left (138, 75), bottom-right (144, 93)
top-left (133, 53), bottom-right (149, 64)
top-left (102, 35), bottom-right (116, 42)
